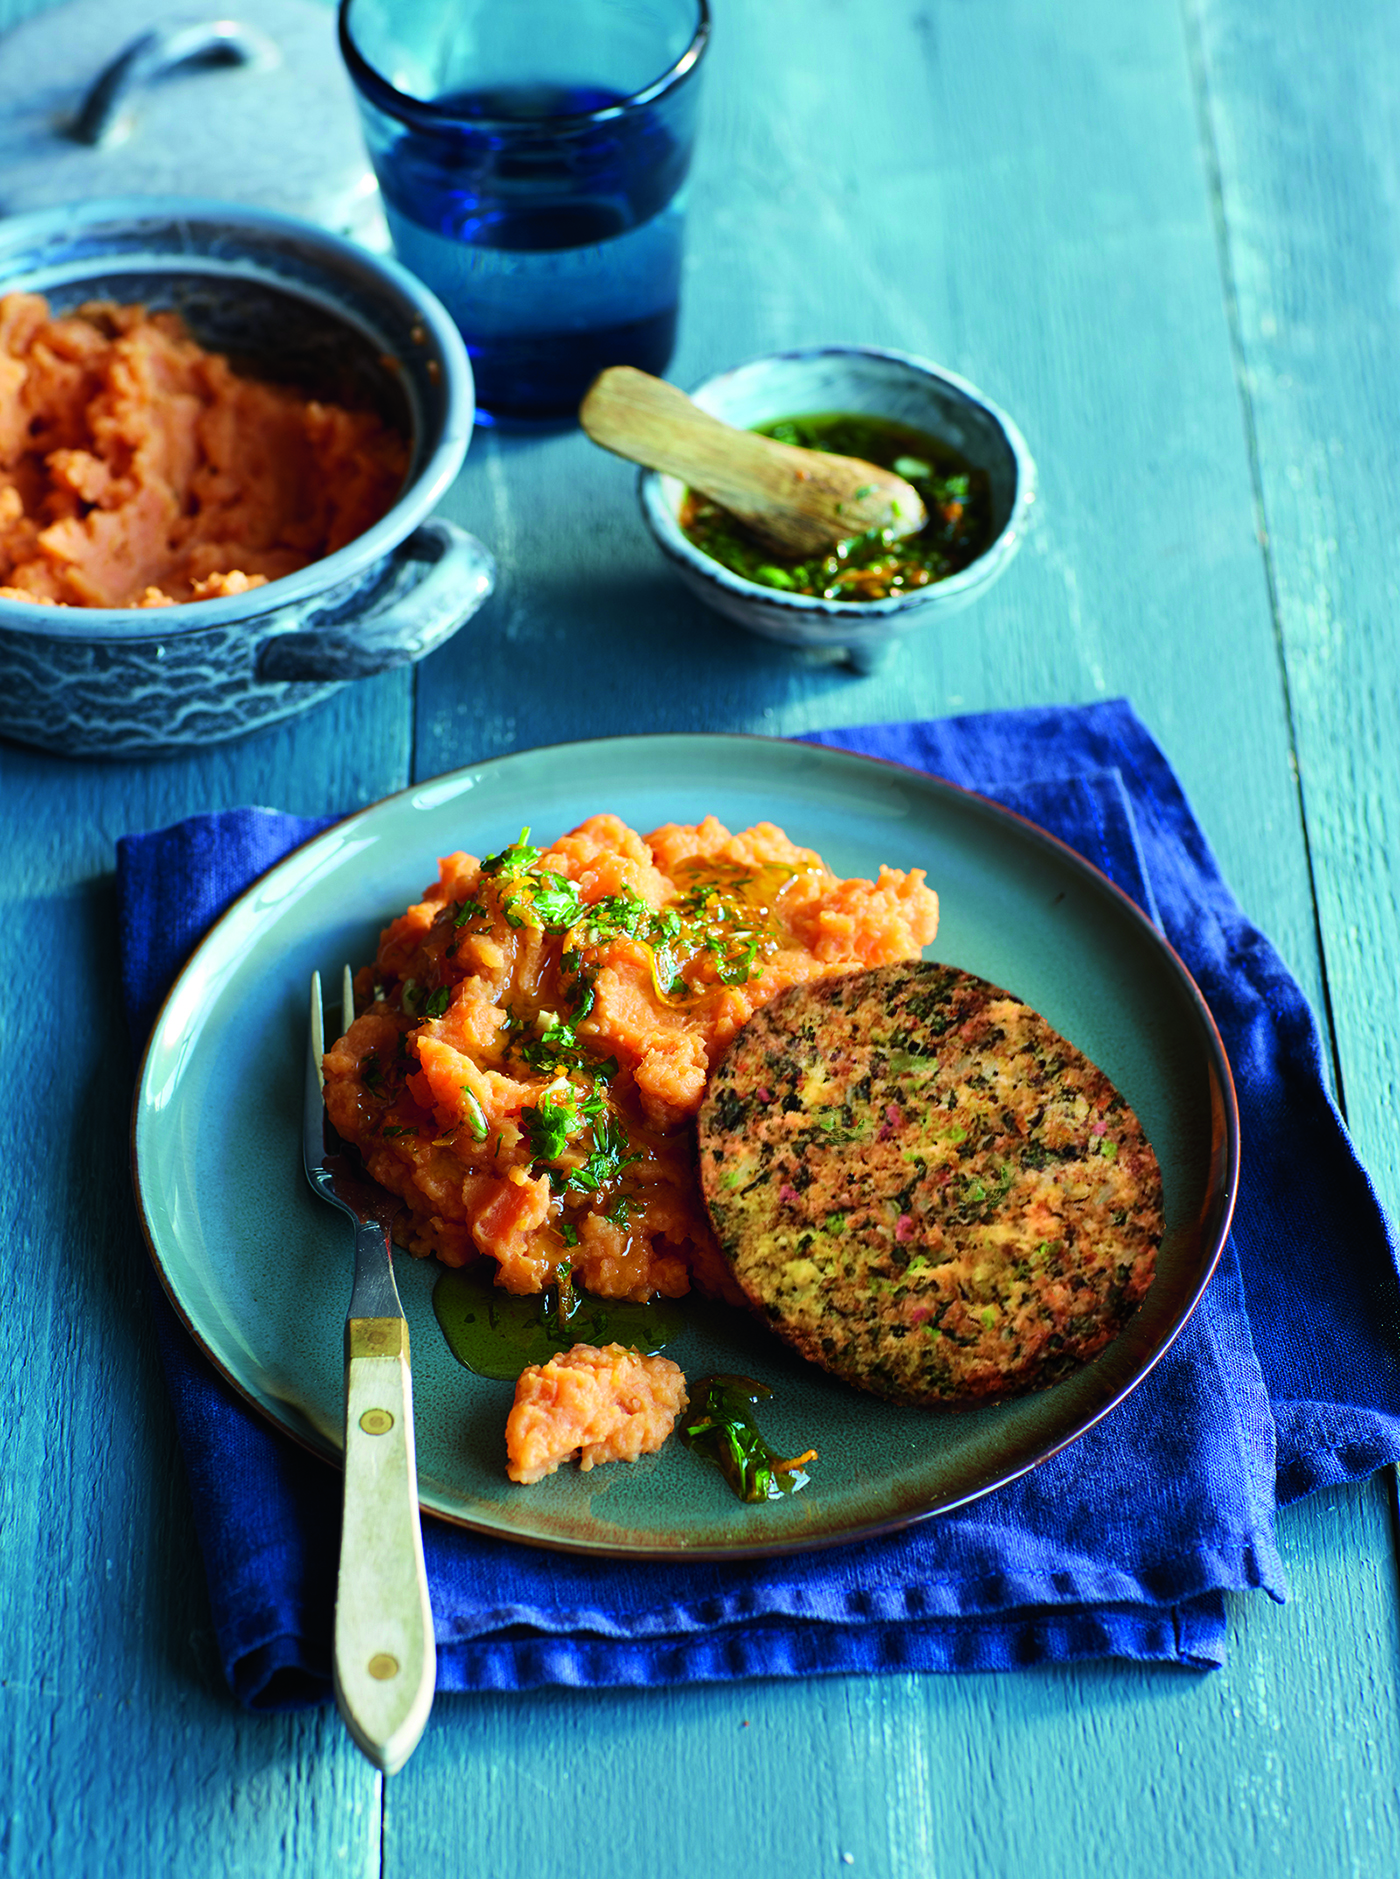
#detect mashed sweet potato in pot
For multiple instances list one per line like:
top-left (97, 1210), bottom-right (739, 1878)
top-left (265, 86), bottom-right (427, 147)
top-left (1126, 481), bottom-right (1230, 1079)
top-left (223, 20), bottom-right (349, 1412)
top-left (0, 292), bottom-right (408, 608)
top-left (321, 813), bottom-right (939, 1306)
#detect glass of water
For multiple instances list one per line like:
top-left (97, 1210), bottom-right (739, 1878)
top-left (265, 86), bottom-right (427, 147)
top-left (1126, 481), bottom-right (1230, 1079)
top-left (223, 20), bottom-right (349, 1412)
top-left (339, 0), bottom-right (710, 420)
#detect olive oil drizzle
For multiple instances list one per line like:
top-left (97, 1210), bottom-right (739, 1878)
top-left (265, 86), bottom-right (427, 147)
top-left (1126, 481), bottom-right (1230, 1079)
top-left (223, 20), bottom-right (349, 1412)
top-left (432, 1264), bottom-right (685, 1381)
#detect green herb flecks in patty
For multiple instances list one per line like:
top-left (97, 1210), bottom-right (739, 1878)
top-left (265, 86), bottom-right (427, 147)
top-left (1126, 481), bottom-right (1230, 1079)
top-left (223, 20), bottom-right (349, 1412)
top-left (698, 962), bottom-right (1163, 1407)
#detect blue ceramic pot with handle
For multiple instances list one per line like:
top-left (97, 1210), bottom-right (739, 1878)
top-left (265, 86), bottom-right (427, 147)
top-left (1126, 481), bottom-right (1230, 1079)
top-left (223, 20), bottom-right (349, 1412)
top-left (0, 196), bottom-right (491, 757)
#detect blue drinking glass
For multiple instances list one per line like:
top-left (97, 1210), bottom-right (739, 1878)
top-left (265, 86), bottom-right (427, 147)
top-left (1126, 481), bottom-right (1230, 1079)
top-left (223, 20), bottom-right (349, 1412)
top-left (339, 0), bottom-right (710, 420)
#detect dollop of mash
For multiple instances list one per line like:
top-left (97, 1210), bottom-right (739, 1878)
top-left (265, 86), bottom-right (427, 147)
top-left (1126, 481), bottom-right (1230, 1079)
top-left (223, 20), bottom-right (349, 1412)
top-left (505, 1343), bottom-right (688, 1484)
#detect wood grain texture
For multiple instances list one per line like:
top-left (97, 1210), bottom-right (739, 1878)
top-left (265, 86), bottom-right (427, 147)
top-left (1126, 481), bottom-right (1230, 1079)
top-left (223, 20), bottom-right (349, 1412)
top-left (0, 0), bottom-right (1397, 1872)
top-left (387, 1482), bottom-right (1400, 1879)
top-left (1188, 0), bottom-right (1400, 1205)
top-left (400, 2), bottom-right (1400, 1876)
top-left (0, 0), bottom-right (409, 1864)
top-left (414, 0), bottom-right (1325, 1008)
top-left (0, 680), bottom-right (414, 1874)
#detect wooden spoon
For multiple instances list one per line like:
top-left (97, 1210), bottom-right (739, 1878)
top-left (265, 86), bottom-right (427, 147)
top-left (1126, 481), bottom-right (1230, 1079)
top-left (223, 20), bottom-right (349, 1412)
top-left (579, 366), bottom-right (927, 557)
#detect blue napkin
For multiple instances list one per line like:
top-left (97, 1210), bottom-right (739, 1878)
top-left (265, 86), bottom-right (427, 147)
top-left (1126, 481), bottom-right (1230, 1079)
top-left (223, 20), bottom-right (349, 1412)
top-left (115, 699), bottom-right (1400, 1707)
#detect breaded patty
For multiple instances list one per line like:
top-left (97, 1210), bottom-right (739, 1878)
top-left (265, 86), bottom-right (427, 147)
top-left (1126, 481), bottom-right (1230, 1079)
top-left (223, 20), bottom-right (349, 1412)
top-left (697, 962), bottom-right (1163, 1406)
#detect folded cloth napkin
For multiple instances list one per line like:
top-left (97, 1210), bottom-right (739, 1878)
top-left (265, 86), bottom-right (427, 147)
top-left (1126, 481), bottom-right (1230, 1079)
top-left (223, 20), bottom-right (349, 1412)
top-left (115, 699), bottom-right (1400, 1708)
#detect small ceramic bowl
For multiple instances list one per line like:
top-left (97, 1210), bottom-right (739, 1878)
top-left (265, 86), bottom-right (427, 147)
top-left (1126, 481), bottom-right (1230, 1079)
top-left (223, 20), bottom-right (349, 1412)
top-left (639, 345), bottom-right (1035, 672)
top-left (0, 196), bottom-right (491, 757)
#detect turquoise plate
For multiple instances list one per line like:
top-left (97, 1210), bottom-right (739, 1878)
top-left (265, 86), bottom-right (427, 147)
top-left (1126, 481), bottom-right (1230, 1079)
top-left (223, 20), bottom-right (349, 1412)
top-left (131, 734), bottom-right (1238, 1558)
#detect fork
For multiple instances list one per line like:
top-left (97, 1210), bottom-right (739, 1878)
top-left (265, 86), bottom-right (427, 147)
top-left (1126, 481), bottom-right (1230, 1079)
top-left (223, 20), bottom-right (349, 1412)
top-left (304, 967), bottom-right (435, 1775)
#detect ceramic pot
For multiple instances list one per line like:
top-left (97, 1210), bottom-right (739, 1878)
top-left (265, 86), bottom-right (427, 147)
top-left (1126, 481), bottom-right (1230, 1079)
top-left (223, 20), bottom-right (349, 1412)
top-left (0, 196), bottom-right (491, 757)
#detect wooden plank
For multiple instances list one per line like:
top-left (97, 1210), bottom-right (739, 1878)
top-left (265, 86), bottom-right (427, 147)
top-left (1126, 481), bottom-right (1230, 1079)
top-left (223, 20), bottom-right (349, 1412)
top-left (0, 4), bottom-right (412, 1870)
top-left (0, 674), bottom-right (413, 1876)
top-left (1187, 0), bottom-right (1400, 1205)
top-left (384, 1487), bottom-right (1399, 1879)
top-left (0, 0), bottom-right (1392, 1869)
top-left (395, 1), bottom-right (1400, 1876)
top-left (1185, 5), bottom-right (1400, 1852)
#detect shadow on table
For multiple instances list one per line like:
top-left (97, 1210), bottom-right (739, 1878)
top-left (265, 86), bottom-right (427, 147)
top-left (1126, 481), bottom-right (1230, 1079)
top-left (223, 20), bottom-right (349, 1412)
top-left (412, 559), bottom-right (888, 773)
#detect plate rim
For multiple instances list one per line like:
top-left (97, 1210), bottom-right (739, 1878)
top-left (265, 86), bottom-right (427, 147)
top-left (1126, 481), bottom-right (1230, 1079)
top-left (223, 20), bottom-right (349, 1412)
top-left (129, 729), bottom-right (1241, 1558)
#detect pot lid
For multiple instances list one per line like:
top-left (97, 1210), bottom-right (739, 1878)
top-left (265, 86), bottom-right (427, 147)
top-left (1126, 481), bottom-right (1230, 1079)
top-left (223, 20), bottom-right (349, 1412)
top-left (0, 0), bottom-right (387, 246)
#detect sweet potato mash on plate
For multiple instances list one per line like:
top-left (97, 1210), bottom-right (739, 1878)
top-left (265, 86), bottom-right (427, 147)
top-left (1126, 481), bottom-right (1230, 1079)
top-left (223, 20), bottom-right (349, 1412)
top-left (322, 812), bottom-right (939, 1301)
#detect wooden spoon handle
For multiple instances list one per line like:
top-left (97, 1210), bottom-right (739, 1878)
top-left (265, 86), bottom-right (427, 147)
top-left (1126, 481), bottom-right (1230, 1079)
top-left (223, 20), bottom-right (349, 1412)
top-left (579, 366), bottom-right (926, 555)
top-left (580, 366), bottom-right (796, 513)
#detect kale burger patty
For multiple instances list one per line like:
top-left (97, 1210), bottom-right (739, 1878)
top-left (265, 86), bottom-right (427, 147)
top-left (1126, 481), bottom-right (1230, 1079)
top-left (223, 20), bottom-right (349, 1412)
top-left (697, 962), bottom-right (1163, 1406)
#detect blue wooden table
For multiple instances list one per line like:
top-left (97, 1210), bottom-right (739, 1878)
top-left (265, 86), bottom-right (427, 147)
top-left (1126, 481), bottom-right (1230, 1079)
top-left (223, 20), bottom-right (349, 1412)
top-left (4, 0), bottom-right (1400, 1871)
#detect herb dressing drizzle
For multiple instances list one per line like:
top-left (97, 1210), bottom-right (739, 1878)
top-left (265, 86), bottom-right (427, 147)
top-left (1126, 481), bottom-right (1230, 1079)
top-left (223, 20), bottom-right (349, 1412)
top-left (680, 1374), bottom-right (818, 1502)
top-left (680, 411), bottom-right (993, 601)
top-left (432, 1263), bottom-right (685, 1381)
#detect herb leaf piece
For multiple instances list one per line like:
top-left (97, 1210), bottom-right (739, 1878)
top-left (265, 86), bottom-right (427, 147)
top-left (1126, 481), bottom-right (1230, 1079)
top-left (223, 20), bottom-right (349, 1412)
top-left (480, 828), bottom-right (542, 879)
top-left (679, 1375), bottom-right (817, 1502)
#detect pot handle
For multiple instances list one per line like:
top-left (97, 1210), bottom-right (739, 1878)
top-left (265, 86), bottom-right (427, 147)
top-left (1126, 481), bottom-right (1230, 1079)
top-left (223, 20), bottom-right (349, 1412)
top-left (256, 520), bottom-right (496, 684)
top-left (72, 22), bottom-right (281, 149)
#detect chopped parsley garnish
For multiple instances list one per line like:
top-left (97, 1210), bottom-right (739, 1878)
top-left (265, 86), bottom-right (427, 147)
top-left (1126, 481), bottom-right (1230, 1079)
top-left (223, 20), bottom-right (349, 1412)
top-left (388, 846), bottom-right (819, 1235)
top-left (461, 1088), bottom-right (489, 1141)
top-left (577, 889), bottom-right (652, 945)
top-left (705, 930), bottom-right (761, 985)
top-left (457, 848), bottom-right (790, 1012)
top-left (518, 1015), bottom-right (586, 1073)
top-left (519, 1087), bottom-right (640, 1199)
top-left (521, 1086), bottom-right (595, 1163)
top-left (480, 828), bottom-right (542, 879)
top-left (517, 1012), bottom-right (619, 1084)
top-left (544, 1257), bottom-right (580, 1334)
top-left (565, 1112), bottom-right (640, 1196)
top-left (563, 966), bottom-right (591, 1013)
top-left (528, 875), bottom-right (588, 928)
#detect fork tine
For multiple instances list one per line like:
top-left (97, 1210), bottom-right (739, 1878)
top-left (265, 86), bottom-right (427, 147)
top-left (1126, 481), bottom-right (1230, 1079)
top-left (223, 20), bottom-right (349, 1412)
top-left (342, 963), bottom-right (355, 1041)
top-left (304, 972), bottom-right (330, 1174)
top-left (309, 969), bottom-right (325, 1092)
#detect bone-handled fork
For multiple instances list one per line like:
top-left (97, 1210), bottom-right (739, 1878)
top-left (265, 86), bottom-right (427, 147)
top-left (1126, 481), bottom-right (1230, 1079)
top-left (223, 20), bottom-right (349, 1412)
top-left (304, 968), bottom-right (435, 1775)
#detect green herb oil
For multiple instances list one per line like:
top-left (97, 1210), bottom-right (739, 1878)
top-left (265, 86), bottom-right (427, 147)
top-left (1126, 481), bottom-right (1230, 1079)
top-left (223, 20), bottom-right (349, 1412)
top-left (432, 1264), bottom-right (685, 1382)
top-left (680, 411), bottom-right (993, 602)
top-left (679, 1374), bottom-right (817, 1502)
